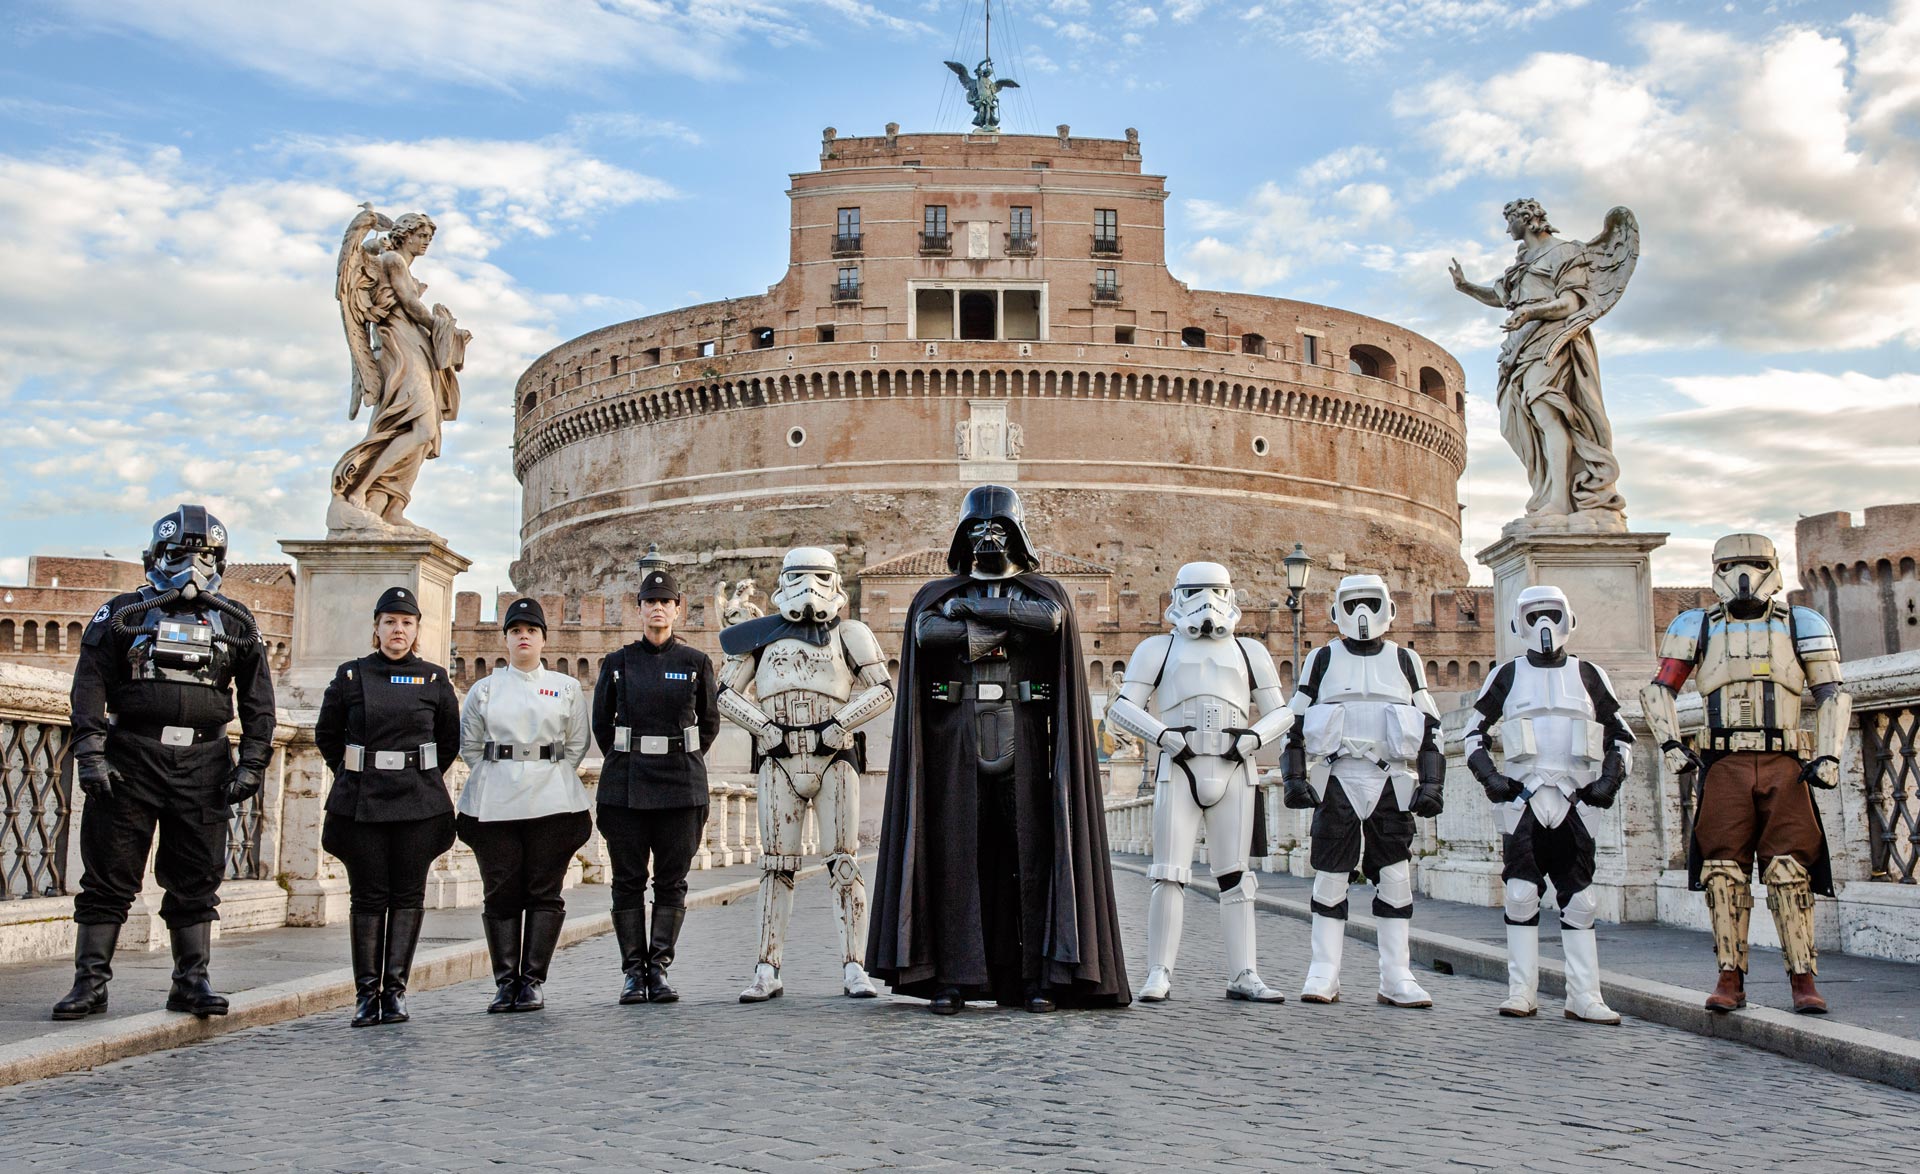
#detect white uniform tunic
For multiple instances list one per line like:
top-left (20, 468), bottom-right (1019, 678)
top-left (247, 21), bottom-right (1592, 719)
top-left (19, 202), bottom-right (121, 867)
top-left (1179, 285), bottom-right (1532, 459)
top-left (458, 664), bottom-right (591, 821)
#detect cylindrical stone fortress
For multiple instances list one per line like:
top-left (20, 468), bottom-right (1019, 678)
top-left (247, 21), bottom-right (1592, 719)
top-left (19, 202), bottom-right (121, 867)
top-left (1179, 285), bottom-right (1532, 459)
top-left (511, 127), bottom-right (1468, 604)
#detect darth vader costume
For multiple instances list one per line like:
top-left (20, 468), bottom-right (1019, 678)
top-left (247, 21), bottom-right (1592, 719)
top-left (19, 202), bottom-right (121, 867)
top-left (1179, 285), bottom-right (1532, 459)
top-left (866, 485), bottom-right (1130, 1013)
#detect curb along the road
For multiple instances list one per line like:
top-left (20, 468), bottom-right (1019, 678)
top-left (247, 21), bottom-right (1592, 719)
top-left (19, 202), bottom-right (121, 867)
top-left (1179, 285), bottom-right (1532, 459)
top-left (1111, 859), bottom-right (1920, 1093)
top-left (0, 868), bottom-right (799, 1090)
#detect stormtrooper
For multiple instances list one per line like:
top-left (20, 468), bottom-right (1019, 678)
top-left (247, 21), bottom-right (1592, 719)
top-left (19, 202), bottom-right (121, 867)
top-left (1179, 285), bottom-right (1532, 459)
top-left (1108, 563), bottom-right (1294, 1004)
top-left (1281, 574), bottom-right (1444, 1007)
top-left (1641, 534), bottom-right (1849, 1015)
top-left (1461, 585), bottom-right (1633, 1024)
top-left (718, 548), bottom-right (894, 1002)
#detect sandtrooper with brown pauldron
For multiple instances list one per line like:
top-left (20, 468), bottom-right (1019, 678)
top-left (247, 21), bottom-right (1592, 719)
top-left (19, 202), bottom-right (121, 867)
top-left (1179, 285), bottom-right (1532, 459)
top-left (1641, 534), bottom-right (1850, 1015)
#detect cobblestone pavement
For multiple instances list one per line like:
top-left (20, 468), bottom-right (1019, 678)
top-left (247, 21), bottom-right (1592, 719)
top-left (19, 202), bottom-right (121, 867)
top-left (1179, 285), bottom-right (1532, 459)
top-left (0, 869), bottom-right (1908, 1171)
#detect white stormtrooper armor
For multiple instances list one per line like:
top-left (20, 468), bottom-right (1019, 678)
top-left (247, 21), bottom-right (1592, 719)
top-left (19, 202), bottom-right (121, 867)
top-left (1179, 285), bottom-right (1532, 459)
top-left (1108, 563), bottom-right (1295, 1004)
top-left (716, 548), bottom-right (894, 1002)
top-left (1283, 574), bottom-right (1444, 1008)
top-left (1462, 585), bottom-right (1632, 1024)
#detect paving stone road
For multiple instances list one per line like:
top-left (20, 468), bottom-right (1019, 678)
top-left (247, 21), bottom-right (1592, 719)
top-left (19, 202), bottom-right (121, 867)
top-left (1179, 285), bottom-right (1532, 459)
top-left (0, 869), bottom-right (1908, 1171)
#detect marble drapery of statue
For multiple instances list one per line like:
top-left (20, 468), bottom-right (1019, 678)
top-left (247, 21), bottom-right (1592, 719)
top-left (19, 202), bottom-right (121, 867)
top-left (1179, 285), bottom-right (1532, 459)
top-left (330, 206), bottom-right (470, 534)
top-left (1449, 200), bottom-right (1637, 530)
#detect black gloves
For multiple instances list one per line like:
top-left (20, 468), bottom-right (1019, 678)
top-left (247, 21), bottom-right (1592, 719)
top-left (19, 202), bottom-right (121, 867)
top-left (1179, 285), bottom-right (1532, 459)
top-left (76, 755), bottom-right (117, 801)
top-left (225, 763), bottom-right (265, 807)
top-left (1282, 775), bottom-right (1319, 810)
top-left (1409, 779), bottom-right (1445, 818)
top-left (1800, 755), bottom-right (1840, 789)
top-left (1480, 773), bottom-right (1525, 804)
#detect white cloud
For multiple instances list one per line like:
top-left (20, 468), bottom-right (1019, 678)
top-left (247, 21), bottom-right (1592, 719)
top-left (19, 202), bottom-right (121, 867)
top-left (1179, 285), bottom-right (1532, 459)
top-left (1244, 0), bottom-right (1584, 64)
top-left (1397, 8), bottom-right (1920, 352)
top-left (51, 0), bottom-right (933, 94)
top-left (1173, 170), bottom-right (1399, 292)
top-left (0, 134), bottom-right (667, 593)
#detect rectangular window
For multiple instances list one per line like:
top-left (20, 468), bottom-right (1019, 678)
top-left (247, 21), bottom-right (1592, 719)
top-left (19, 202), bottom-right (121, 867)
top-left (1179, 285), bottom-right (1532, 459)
top-left (1301, 334), bottom-right (1320, 365)
top-left (834, 267), bottom-right (860, 301)
top-left (834, 207), bottom-right (861, 253)
top-left (1093, 268), bottom-right (1119, 301)
top-left (921, 205), bottom-right (950, 253)
top-left (1008, 206), bottom-right (1036, 255)
top-left (643, 347), bottom-right (661, 366)
top-left (697, 340), bottom-right (715, 358)
top-left (1093, 209), bottom-right (1119, 254)
top-left (817, 325), bottom-right (836, 343)
top-left (1114, 326), bottom-right (1135, 344)
top-left (924, 206), bottom-right (948, 236)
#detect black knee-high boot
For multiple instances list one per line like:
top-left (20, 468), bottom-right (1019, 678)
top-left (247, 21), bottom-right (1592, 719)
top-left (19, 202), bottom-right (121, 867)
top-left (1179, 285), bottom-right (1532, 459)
top-left (514, 909), bottom-right (567, 1012)
top-left (380, 908), bottom-right (426, 1024)
top-left (646, 905), bottom-right (686, 1004)
top-left (51, 923), bottom-right (119, 1021)
top-left (165, 922), bottom-right (228, 1017)
top-left (349, 913), bottom-right (386, 1027)
top-left (612, 908), bottom-right (648, 1005)
top-left (483, 915), bottom-right (522, 1013)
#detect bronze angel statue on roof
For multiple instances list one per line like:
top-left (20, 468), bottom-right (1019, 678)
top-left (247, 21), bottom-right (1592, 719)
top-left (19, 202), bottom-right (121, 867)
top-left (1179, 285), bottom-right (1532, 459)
top-left (328, 204), bottom-right (470, 534)
top-left (945, 57), bottom-right (1019, 132)
top-left (1449, 201), bottom-right (1638, 530)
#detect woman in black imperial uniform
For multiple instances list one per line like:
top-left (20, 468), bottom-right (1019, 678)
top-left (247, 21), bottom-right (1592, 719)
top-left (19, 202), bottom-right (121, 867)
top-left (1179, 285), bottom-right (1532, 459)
top-left (315, 586), bottom-right (461, 1027)
top-left (592, 569), bottom-right (719, 1004)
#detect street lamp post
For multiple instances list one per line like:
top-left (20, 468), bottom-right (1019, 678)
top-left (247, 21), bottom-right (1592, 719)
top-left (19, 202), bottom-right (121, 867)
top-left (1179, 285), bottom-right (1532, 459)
top-left (1283, 542), bottom-right (1312, 685)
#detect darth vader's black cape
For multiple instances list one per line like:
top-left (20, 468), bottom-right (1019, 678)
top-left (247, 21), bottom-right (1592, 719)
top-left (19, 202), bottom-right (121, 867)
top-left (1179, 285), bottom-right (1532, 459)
top-left (865, 572), bottom-right (1130, 1006)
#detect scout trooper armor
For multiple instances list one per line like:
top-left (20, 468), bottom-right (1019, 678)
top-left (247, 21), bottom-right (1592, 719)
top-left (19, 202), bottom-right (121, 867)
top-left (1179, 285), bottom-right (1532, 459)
top-left (1282, 574), bottom-right (1445, 1007)
top-left (1640, 533), bottom-right (1850, 1014)
top-left (718, 549), bottom-right (895, 1002)
top-left (1108, 563), bottom-right (1295, 1004)
top-left (1462, 585), bottom-right (1633, 1024)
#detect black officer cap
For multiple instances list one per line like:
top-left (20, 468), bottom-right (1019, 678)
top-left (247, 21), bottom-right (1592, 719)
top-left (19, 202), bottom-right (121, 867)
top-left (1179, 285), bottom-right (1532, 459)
top-left (502, 597), bottom-right (548, 633)
top-left (374, 586), bottom-right (421, 617)
top-left (946, 483), bottom-right (1039, 574)
top-left (638, 570), bottom-right (681, 601)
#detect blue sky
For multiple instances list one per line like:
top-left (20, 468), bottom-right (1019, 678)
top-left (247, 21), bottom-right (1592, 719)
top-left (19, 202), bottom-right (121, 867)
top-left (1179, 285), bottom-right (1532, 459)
top-left (4, 0), bottom-right (1918, 600)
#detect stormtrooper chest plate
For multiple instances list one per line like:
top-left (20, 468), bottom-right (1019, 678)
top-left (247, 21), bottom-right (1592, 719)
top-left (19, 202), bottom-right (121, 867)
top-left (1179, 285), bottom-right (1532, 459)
top-left (1313, 642), bottom-right (1413, 750)
top-left (1152, 637), bottom-right (1252, 733)
top-left (756, 635), bottom-right (852, 726)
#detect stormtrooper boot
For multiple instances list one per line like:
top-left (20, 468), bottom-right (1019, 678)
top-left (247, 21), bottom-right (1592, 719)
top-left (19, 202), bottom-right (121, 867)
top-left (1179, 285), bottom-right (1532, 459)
top-left (1498, 922), bottom-right (1539, 1017)
top-left (1300, 914), bottom-right (1344, 1004)
top-left (831, 870), bottom-right (878, 999)
top-left (1560, 928), bottom-right (1620, 1025)
top-left (1221, 877), bottom-right (1283, 1003)
top-left (740, 963), bottom-right (784, 1003)
top-left (1139, 877), bottom-right (1184, 1003)
top-left (1375, 917), bottom-right (1432, 1008)
top-left (741, 870), bottom-right (794, 1004)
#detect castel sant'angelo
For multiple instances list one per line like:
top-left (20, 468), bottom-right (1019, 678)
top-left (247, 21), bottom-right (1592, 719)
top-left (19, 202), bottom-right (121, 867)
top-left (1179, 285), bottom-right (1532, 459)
top-left (505, 124), bottom-right (1478, 681)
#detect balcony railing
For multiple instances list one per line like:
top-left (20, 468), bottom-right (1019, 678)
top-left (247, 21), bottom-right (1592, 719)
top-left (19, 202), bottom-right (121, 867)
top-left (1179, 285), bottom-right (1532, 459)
top-left (1092, 234), bottom-right (1122, 257)
top-left (831, 233), bottom-right (863, 256)
top-left (1092, 284), bottom-right (1122, 303)
top-left (1006, 232), bottom-right (1037, 256)
top-left (832, 282), bottom-right (862, 304)
top-left (919, 231), bottom-right (952, 255)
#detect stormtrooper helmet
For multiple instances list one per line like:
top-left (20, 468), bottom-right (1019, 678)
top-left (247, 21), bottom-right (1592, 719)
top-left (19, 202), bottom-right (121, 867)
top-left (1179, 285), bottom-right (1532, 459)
top-left (771, 547), bottom-right (846, 623)
top-left (1511, 584), bottom-right (1575, 656)
top-left (1165, 562), bottom-right (1240, 639)
top-left (1330, 574), bottom-right (1394, 641)
top-left (1710, 533), bottom-right (1782, 608)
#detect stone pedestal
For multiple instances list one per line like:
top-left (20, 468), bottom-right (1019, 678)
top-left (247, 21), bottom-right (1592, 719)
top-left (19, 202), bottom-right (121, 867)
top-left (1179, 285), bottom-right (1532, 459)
top-left (1477, 527), bottom-right (1667, 684)
top-left (279, 534), bottom-right (471, 703)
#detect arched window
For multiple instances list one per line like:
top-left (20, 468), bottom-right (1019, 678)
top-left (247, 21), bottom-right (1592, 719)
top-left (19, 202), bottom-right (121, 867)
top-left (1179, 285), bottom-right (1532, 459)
top-left (1419, 366), bottom-right (1447, 401)
top-left (1181, 326), bottom-right (1207, 348)
top-left (520, 392), bottom-right (537, 416)
top-left (1347, 344), bottom-right (1396, 382)
top-left (1241, 333), bottom-right (1266, 356)
top-left (1090, 662), bottom-right (1107, 688)
top-left (68, 622), bottom-right (83, 650)
top-left (0, 619), bottom-right (13, 653)
top-left (21, 621), bottom-right (37, 652)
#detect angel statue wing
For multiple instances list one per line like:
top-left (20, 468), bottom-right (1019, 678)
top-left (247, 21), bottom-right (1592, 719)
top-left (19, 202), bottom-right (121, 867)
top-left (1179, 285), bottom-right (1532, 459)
top-left (336, 203), bottom-right (393, 420)
top-left (944, 60), bottom-right (978, 101)
top-left (996, 78), bottom-right (1020, 91)
top-left (1547, 205), bottom-right (1638, 361)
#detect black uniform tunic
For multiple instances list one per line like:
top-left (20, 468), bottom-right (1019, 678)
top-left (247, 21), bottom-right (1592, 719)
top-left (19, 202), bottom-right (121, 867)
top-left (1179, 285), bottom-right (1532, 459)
top-left (591, 636), bottom-right (720, 911)
top-left (69, 589), bottom-right (276, 928)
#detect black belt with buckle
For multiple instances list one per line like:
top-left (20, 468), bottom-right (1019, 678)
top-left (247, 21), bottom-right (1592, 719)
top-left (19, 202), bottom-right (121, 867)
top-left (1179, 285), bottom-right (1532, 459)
top-left (929, 681), bottom-right (1053, 704)
top-left (483, 741), bottom-right (564, 762)
top-left (112, 720), bottom-right (227, 746)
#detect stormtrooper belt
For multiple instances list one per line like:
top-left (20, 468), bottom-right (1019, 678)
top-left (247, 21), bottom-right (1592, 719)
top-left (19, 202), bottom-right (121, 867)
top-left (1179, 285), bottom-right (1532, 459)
top-left (113, 719), bottom-right (226, 747)
top-left (483, 741), bottom-right (565, 762)
top-left (929, 681), bottom-right (1053, 703)
top-left (344, 743), bottom-right (439, 772)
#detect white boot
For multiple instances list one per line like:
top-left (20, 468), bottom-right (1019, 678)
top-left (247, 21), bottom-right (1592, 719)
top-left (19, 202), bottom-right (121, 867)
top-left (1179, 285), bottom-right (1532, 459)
top-left (842, 961), bottom-right (877, 999)
top-left (1375, 917), bottom-right (1432, 1008)
top-left (1140, 878), bottom-right (1185, 1003)
top-left (1300, 914), bottom-right (1344, 1004)
top-left (1560, 928), bottom-right (1620, 1025)
top-left (1221, 878), bottom-right (1283, 1003)
top-left (739, 962), bottom-right (784, 1003)
top-left (1498, 922), bottom-right (1539, 1017)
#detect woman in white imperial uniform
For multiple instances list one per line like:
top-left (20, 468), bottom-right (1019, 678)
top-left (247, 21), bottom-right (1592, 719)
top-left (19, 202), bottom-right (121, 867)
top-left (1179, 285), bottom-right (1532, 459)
top-left (457, 598), bottom-right (592, 1013)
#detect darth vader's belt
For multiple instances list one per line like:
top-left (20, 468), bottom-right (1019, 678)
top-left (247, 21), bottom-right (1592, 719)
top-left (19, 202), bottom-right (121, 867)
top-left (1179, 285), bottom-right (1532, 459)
top-left (929, 680), bottom-right (1052, 703)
